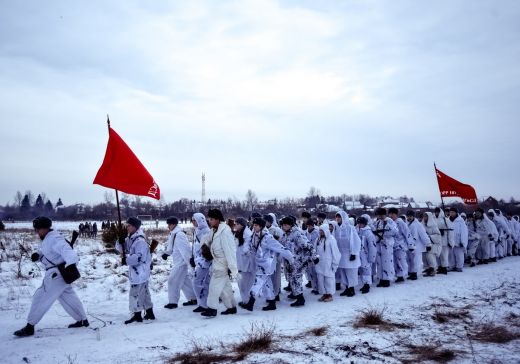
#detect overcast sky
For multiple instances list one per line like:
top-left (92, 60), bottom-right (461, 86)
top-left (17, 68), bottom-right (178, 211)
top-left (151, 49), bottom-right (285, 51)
top-left (1, 0), bottom-right (519, 206)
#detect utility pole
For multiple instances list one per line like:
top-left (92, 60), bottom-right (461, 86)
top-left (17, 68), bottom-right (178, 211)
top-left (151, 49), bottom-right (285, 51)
top-left (201, 172), bottom-right (206, 203)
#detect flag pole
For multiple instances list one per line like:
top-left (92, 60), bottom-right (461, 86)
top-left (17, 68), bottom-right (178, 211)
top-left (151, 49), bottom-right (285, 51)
top-left (434, 162), bottom-right (448, 211)
top-left (107, 115), bottom-right (126, 265)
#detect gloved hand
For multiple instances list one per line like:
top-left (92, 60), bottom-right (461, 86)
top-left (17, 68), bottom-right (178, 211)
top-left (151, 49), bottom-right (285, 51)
top-left (313, 257), bottom-right (320, 265)
top-left (426, 246), bottom-right (432, 252)
top-left (189, 256), bottom-right (196, 268)
top-left (409, 248), bottom-right (415, 252)
top-left (440, 230), bottom-right (445, 237)
top-left (459, 243), bottom-right (464, 248)
top-left (161, 253), bottom-right (169, 261)
top-left (31, 252), bottom-right (40, 262)
top-left (349, 254), bottom-right (356, 261)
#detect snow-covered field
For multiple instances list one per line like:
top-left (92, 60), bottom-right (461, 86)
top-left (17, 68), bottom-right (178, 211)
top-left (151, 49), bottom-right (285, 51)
top-left (1, 229), bottom-right (520, 363)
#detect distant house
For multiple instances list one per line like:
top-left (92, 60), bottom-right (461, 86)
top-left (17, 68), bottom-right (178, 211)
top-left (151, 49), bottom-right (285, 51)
top-left (316, 204), bottom-right (341, 213)
top-left (407, 202), bottom-right (433, 210)
top-left (345, 201), bottom-right (365, 210)
top-left (75, 204), bottom-right (87, 214)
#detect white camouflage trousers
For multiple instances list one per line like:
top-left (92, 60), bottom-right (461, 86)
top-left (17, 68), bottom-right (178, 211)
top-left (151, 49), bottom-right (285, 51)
top-left (168, 264), bottom-right (196, 304)
top-left (393, 248), bottom-right (408, 278)
top-left (250, 274), bottom-right (275, 300)
top-left (238, 272), bottom-right (256, 303)
top-left (376, 243), bottom-right (395, 280)
top-left (207, 270), bottom-right (236, 310)
top-left (28, 269), bottom-right (87, 326)
top-left (129, 281), bottom-right (153, 313)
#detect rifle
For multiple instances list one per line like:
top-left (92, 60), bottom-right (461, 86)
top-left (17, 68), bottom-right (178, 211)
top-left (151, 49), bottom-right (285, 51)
top-left (117, 225), bottom-right (127, 266)
top-left (372, 220), bottom-right (388, 243)
top-left (149, 239), bottom-right (159, 254)
top-left (65, 230), bottom-right (80, 248)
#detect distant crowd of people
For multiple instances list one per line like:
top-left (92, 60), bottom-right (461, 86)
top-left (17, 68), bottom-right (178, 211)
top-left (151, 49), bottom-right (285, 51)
top-left (78, 222), bottom-right (98, 238)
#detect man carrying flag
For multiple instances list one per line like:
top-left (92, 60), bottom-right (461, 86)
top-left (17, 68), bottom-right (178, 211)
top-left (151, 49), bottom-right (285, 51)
top-left (93, 119), bottom-right (161, 323)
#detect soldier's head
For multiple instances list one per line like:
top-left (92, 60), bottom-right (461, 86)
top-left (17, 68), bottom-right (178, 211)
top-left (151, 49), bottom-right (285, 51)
top-left (126, 217), bottom-right (141, 235)
top-left (166, 216), bottom-right (179, 231)
top-left (33, 216), bottom-right (52, 240)
top-left (388, 208), bottom-right (399, 221)
top-left (306, 218), bottom-right (316, 230)
top-left (474, 208), bottom-right (484, 220)
top-left (434, 207), bottom-right (441, 218)
top-left (301, 211), bottom-right (311, 223)
top-left (280, 216), bottom-right (295, 232)
top-left (317, 212), bottom-right (327, 224)
top-left (375, 208), bottom-right (387, 220)
top-left (405, 210), bottom-right (415, 223)
top-left (356, 216), bottom-right (368, 228)
top-left (234, 217), bottom-right (248, 233)
top-left (449, 207), bottom-right (458, 219)
top-left (263, 214), bottom-right (274, 228)
top-left (252, 217), bottom-right (266, 233)
top-left (208, 209), bottom-right (225, 228)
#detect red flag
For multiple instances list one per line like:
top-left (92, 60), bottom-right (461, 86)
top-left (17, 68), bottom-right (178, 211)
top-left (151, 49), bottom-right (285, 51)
top-left (435, 166), bottom-right (477, 205)
top-left (93, 127), bottom-right (160, 200)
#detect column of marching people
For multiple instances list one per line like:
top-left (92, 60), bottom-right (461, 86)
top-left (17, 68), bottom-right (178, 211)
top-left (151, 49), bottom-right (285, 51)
top-left (13, 206), bottom-right (520, 335)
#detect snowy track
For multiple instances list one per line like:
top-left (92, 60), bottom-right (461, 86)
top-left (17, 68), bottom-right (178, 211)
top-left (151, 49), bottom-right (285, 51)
top-left (1, 231), bottom-right (520, 363)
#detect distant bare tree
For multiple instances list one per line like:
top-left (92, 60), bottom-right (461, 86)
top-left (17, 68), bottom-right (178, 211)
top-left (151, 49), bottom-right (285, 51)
top-left (245, 189), bottom-right (258, 212)
top-left (14, 191), bottom-right (23, 207)
top-left (308, 186), bottom-right (321, 197)
top-left (103, 191), bottom-right (114, 205)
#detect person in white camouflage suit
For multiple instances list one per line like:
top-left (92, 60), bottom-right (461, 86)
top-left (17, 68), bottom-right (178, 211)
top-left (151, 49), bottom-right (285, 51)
top-left (241, 217), bottom-right (294, 311)
top-left (280, 216), bottom-right (317, 307)
top-left (373, 208), bottom-right (398, 288)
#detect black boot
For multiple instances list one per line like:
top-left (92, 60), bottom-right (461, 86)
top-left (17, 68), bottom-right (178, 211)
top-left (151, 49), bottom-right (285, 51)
top-left (305, 281), bottom-right (312, 288)
top-left (125, 312), bottom-right (143, 324)
top-left (193, 306), bottom-right (206, 313)
top-left (243, 296), bottom-right (256, 311)
top-left (68, 319), bottom-right (89, 328)
top-left (423, 268), bottom-right (435, 277)
top-left (408, 272), bottom-right (418, 280)
top-left (221, 307), bottom-right (237, 315)
top-left (274, 294), bottom-right (280, 302)
top-left (144, 308), bottom-right (155, 320)
top-left (470, 261), bottom-right (476, 267)
top-left (336, 282), bottom-right (342, 291)
top-left (262, 299), bottom-right (277, 311)
top-left (360, 283), bottom-right (370, 294)
top-left (290, 294), bottom-right (305, 307)
top-left (164, 303), bottom-right (178, 309)
top-left (183, 299), bottom-right (197, 306)
top-left (283, 285), bottom-right (291, 292)
top-left (201, 308), bottom-right (217, 317)
top-left (395, 276), bottom-right (405, 283)
top-left (377, 279), bottom-right (390, 288)
top-left (311, 289), bottom-right (319, 295)
top-left (341, 287), bottom-right (355, 297)
top-left (287, 293), bottom-right (297, 300)
top-left (440, 267), bottom-right (448, 275)
top-left (14, 324), bottom-right (34, 337)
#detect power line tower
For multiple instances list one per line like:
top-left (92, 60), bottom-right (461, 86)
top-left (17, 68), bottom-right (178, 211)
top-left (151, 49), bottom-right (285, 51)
top-left (201, 172), bottom-right (206, 203)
